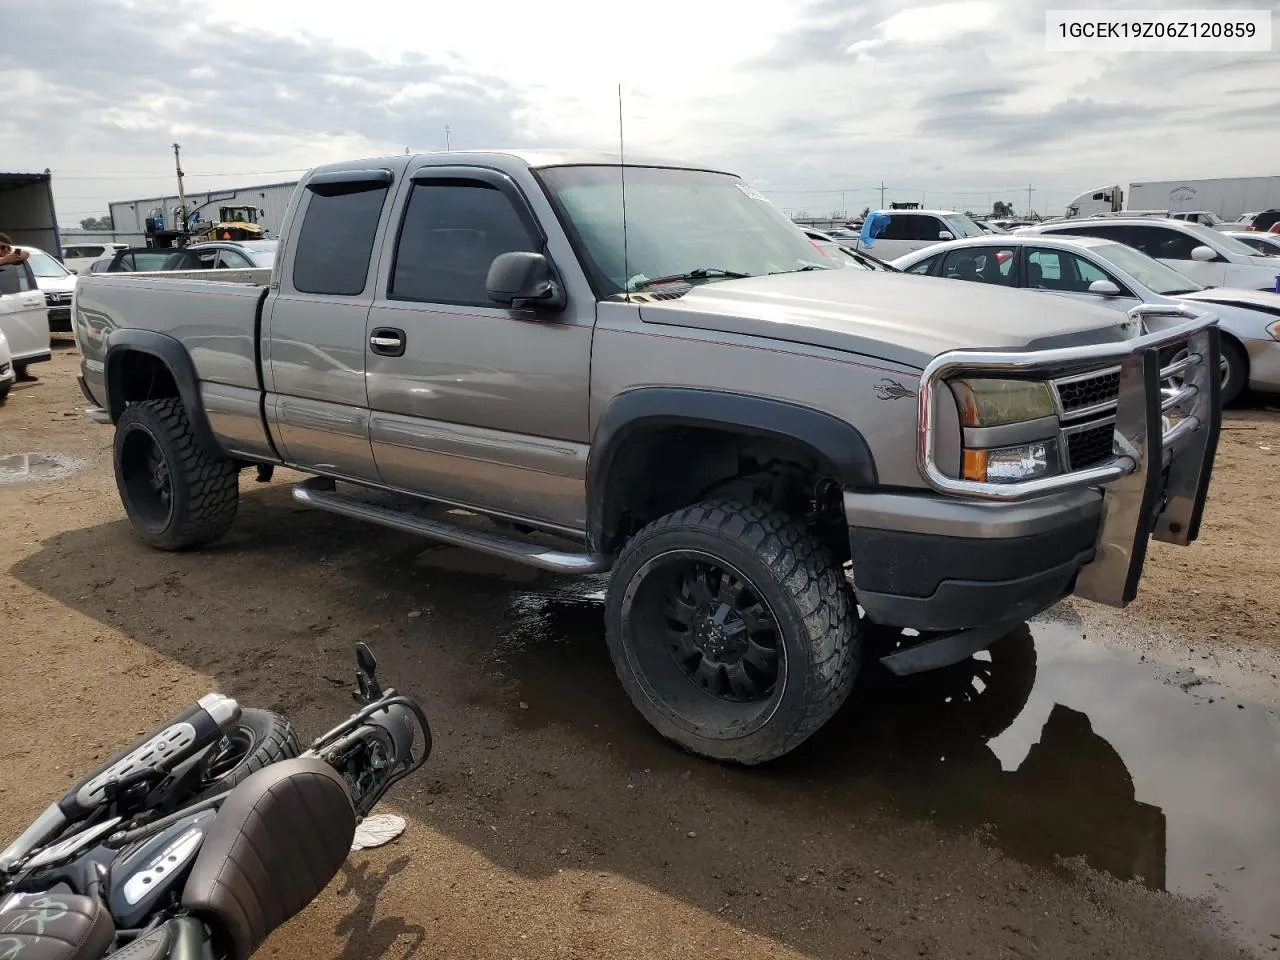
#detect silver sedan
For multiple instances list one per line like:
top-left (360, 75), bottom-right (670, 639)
top-left (892, 233), bottom-right (1280, 402)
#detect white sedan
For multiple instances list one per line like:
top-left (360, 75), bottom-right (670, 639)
top-left (1222, 231), bottom-right (1280, 257)
top-left (893, 233), bottom-right (1280, 402)
top-left (1018, 217), bottom-right (1280, 291)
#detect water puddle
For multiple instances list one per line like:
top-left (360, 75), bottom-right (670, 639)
top-left (490, 586), bottom-right (1280, 948)
top-left (0, 452), bottom-right (84, 484)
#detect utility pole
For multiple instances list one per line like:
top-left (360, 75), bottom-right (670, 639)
top-left (879, 181), bottom-right (886, 208)
top-left (445, 125), bottom-right (452, 150)
top-left (173, 143), bottom-right (188, 239)
top-left (841, 191), bottom-right (846, 217)
top-left (1027, 183), bottom-right (1034, 217)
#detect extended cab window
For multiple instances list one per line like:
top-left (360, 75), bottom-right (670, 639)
top-left (293, 182), bottom-right (389, 296)
top-left (391, 180), bottom-right (537, 306)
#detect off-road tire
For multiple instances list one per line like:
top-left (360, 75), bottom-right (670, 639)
top-left (0, 383), bottom-right (9, 405)
top-left (605, 499), bottom-right (858, 764)
top-left (189, 708), bottom-right (300, 803)
top-left (113, 397), bottom-right (238, 550)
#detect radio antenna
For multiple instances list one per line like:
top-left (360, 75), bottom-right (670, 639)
top-left (618, 83), bottom-right (631, 301)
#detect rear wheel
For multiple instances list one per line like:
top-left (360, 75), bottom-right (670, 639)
top-left (113, 397), bottom-right (239, 549)
top-left (190, 708), bottom-right (300, 803)
top-left (605, 500), bottom-right (858, 764)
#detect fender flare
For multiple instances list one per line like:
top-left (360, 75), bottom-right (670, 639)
top-left (104, 329), bottom-right (225, 459)
top-left (587, 387), bottom-right (878, 550)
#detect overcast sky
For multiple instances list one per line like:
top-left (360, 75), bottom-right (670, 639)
top-left (4, 0), bottom-right (1277, 225)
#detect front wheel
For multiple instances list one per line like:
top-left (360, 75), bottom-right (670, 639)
top-left (1165, 338), bottom-right (1247, 405)
top-left (605, 500), bottom-right (858, 765)
top-left (113, 397), bottom-right (239, 549)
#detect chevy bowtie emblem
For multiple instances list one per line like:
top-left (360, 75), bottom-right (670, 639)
top-left (873, 378), bottom-right (915, 401)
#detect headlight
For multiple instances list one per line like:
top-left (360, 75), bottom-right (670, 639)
top-left (1267, 320), bottom-right (1280, 341)
top-left (949, 378), bottom-right (1056, 426)
top-left (963, 440), bottom-right (1060, 483)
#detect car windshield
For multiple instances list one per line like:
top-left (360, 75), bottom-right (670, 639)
top-left (538, 165), bottom-right (834, 296)
top-left (23, 249), bottom-right (71, 278)
top-left (1095, 242), bottom-right (1203, 295)
top-left (943, 213), bottom-right (987, 239)
top-left (1178, 221), bottom-right (1258, 257)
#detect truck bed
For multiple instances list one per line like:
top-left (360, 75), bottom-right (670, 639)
top-left (75, 269), bottom-right (273, 459)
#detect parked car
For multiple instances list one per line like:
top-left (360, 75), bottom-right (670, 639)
top-left (856, 208), bottom-right (988, 260)
top-left (0, 254), bottom-right (52, 380)
top-left (0, 329), bottom-right (13, 403)
top-left (1020, 217), bottom-right (1280, 291)
top-left (73, 150), bottom-right (1220, 765)
top-left (61, 242), bottom-right (129, 274)
top-left (1168, 211), bottom-right (1226, 228)
top-left (1243, 210), bottom-right (1280, 233)
top-left (187, 239), bottom-right (278, 269)
top-left (894, 234), bottom-right (1280, 403)
top-left (17, 245), bottom-right (76, 331)
top-left (1224, 231), bottom-right (1280, 256)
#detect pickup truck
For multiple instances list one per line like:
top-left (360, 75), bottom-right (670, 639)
top-left (72, 150), bottom-right (1222, 764)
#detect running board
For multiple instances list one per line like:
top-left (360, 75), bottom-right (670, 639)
top-left (292, 477), bottom-right (610, 575)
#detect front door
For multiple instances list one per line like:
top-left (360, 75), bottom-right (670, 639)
top-left (364, 165), bottom-right (595, 533)
top-left (0, 259), bottom-right (51, 362)
top-left (1023, 247), bottom-right (1143, 314)
top-left (263, 167), bottom-right (402, 482)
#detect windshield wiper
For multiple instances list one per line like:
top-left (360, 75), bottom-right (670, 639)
top-left (769, 264), bottom-right (832, 275)
top-left (628, 268), bottom-right (751, 291)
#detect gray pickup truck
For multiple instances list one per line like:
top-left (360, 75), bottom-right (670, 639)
top-left (73, 150), bottom-right (1221, 763)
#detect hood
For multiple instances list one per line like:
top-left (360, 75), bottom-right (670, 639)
top-left (1177, 286), bottom-right (1280, 314)
top-left (34, 275), bottom-right (77, 295)
top-left (637, 270), bottom-right (1139, 368)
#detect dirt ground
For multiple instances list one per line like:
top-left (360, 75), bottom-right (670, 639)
top-left (1, 347), bottom-right (1275, 959)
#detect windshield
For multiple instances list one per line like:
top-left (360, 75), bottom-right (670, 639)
top-left (538, 166), bottom-right (834, 295)
top-left (24, 249), bottom-right (71, 278)
top-left (1095, 242), bottom-right (1203, 295)
top-left (1178, 221), bottom-right (1258, 257)
top-left (944, 213), bottom-right (987, 238)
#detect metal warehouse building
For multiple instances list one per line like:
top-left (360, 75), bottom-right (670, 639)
top-left (107, 179), bottom-right (299, 245)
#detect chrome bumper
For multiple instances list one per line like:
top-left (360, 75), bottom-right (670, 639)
top-left (917, 307), bottom-right (1221, 608)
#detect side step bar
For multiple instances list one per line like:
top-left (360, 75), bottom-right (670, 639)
top-left (292, 477), bottom-right (611, 575)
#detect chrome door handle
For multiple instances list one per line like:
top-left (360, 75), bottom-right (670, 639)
top-left (369, 327), bottom-right (406, 357)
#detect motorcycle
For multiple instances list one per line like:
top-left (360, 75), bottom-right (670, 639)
top-left (0, 644), bottom-right (431, 960)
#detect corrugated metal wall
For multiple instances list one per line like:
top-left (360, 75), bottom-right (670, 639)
top-left (108, 180), bottom-right (299, 239)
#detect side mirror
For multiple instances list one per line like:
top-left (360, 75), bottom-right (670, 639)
top-left (1190, 245), bottom-right (1217, 262)
top-left (485, 251), bottom-right (565, 311)
top-left (1088, 279), bottom-right (1121, 296)
top-left (69, 268), bottom-right (79, 275)
top-left (937, 230), bottom-right (955, 241)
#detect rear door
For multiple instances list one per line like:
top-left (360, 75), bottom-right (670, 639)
top-left (363, 164), bottom-right (595, 531)
top-left (262, 168), bottom-right (399, 482)
top-left (0, 260), bottom-right (51, 362)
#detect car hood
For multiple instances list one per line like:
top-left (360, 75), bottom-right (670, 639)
top-left (637, 270), bottom-right (1140, 368)
top-left (34, 275), bottom-right (77, 294)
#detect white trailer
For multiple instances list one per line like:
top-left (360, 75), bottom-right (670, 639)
top-left (1065, 177), bottom-right (1280, 221)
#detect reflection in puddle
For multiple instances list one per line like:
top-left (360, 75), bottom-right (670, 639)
top-left (492, 587), bottom-right (1280, 946)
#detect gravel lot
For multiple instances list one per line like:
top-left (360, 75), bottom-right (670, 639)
top-left (2, 346), bottom-right (1276, 959)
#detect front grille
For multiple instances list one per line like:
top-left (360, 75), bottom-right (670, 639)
top-left (44, 292), bottom-right (72, 306)
top-left (1055, 368), bottom-right (1120, 418)
top-left (1065, 422), bottom-right (1115, 470)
